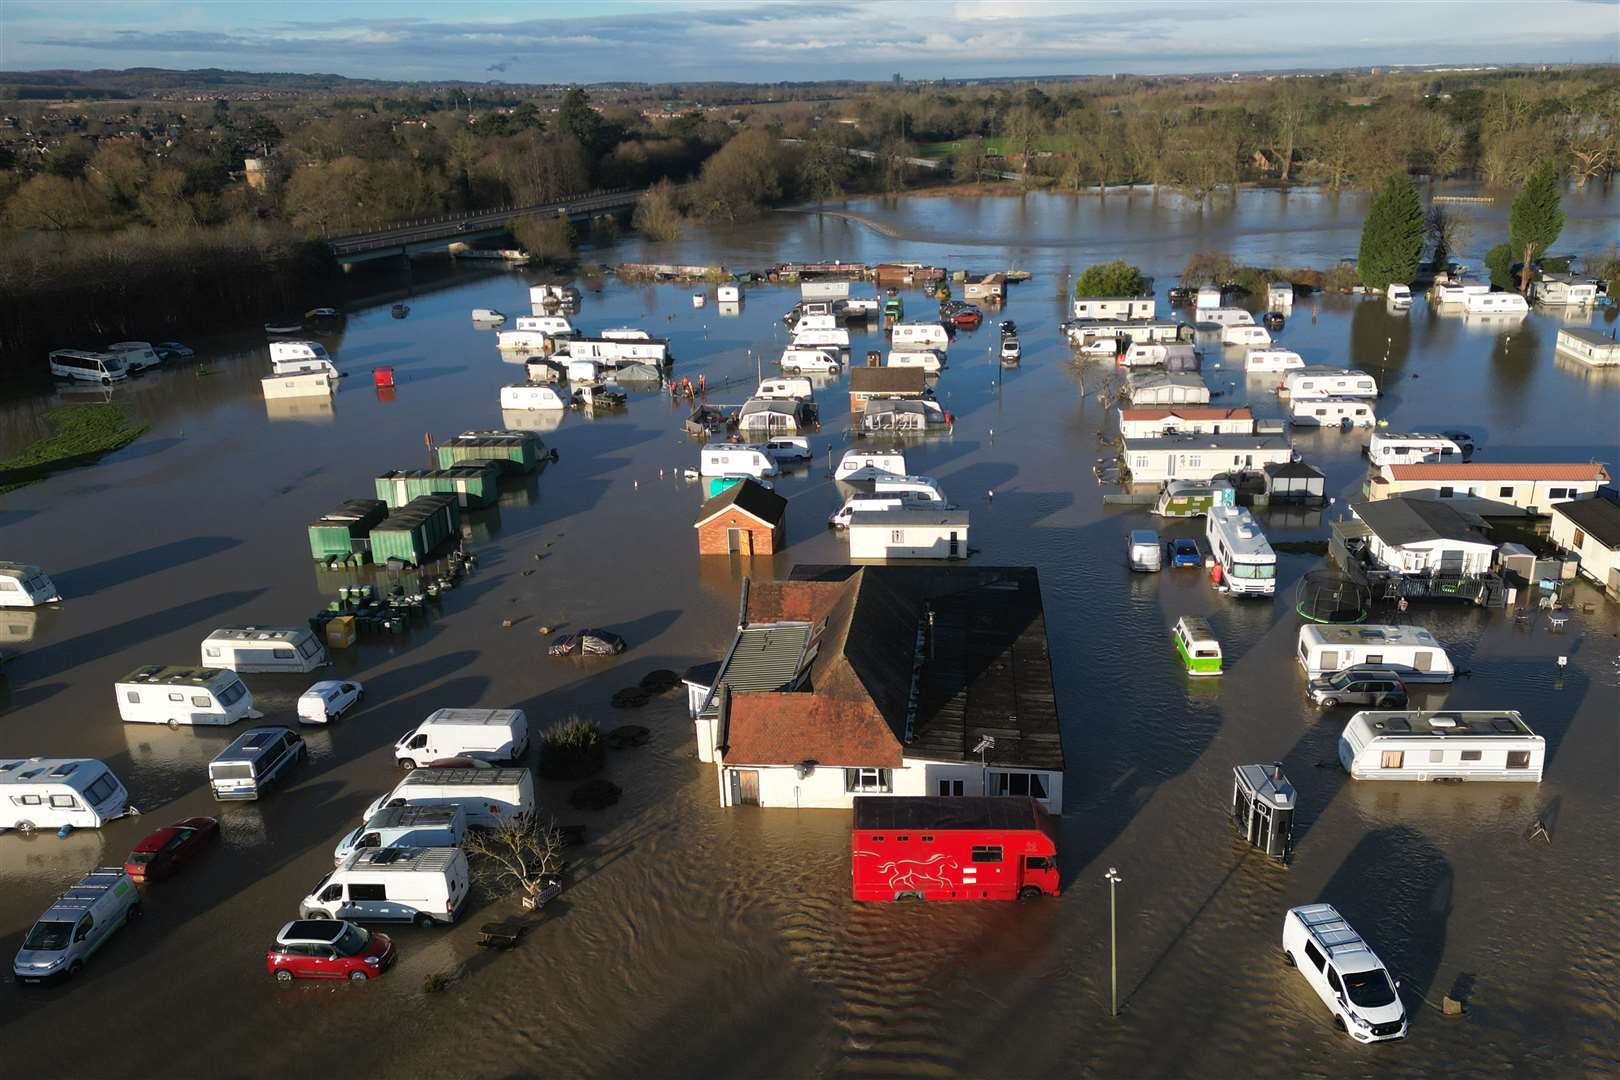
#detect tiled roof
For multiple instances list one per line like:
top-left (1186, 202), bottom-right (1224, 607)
top-left (693, 478), bottom-right (787, 528)
top-left (1120, 407), bottom-right (1252, 421)
top-left (1385, 463), bottom-right (1610, 482)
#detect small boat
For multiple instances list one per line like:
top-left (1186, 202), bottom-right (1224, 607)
top-left (391, 304), bottom-right (410, 319)
top-left (265, 322), bottom-right (303, 335)
top-left (1003, 270), bottom-right (1031, 282)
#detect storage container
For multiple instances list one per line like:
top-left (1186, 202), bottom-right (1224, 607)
top-left (307, 499), bottom-right (388, 560)
top-left (434, 431), bottom-right (543, 474)
top-left (368, 494), bottom-right (461, 566)
top-left (325, 615), bottom-right (357, 650)
top-left (374, 463), bottom-right (500, 509)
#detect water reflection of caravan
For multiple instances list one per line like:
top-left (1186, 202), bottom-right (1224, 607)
top-left (500, 408), bottom-right (566, 434)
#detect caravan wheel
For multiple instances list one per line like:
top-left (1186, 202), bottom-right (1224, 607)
top-left (14, 820), bottom-right (35, 834)
top-left (168, 718), bottom-right (181, 730)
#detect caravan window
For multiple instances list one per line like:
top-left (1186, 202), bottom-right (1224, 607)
top-left (192, 695), bottom-right (211, 708)
top-left (205, 646), bottom-right (221, 658)
top-left (273, 648), bottom-right (296, 660)
top-left (169, 692), bottom-right (185, 703)
top-left (1507, 751), bottom-right (1531, 769)
top-left (0, 581), bottom-right (17, 591)
top-left (298, 638), bottom-right (322, 659)
top-left (349, 883), bottom-right (386, 902)
top-left (15, 794), bottom-right (42, 806)
top-left (218, 682), bottom-right (246, 706)
top-left (84, 774), bottom-right (117, 804)
top-left (126, 691), bottom-right (140, 704)
top-left (1380, 751), bottom-right (1404, 769)
top-left (1461, 750), bottom-right (1482, 762)
top-left (50, 794), bottom-right (79, 809)
top-left (1429, 750), bottom-right (1444, 763)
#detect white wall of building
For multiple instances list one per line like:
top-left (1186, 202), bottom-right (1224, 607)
top-left (1125, 445), bottom-right (1294, 484)
top-left (1375, 474), bottom-right (1606, 515)
top-left (715, 756), bottom-right (1061, 812)
top-left (848, 522), bottom-right (968, 560)
top-left (1549, 510), bottom-right (1620, 592)
top-left (1366, 535), bottom-right (1496, 576)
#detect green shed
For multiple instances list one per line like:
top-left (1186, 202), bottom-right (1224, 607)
top-left (368, 494), bottom-right (461, 566)
top-left (435, 430), bottom-right (544, 474)
top-left (307, 498), bottom-right (389, 560)
top-left (375, 463), bottom-right (501, 509)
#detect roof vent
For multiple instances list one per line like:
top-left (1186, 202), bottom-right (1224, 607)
top-left (1429, 715), bottom-right (1458, 729)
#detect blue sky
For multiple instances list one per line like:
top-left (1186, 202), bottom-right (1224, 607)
top-left (2, 1), bottom-right (1617, 83)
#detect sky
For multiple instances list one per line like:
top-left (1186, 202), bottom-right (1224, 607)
top-left (1, 0), bottom-right (1617, 84)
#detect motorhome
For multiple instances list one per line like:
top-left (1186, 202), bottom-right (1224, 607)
top-left (363, 768), bottom-right (536, 828)
top-left (1366, 431), bottom-right (1471, 468)
top-left (115, 665), bottom-right (257, 726)
top-left (1222, 324), bottom-right (1273, 347)
top-left (887, 349), bottom-right (944, 373)
top-left (829, 488), bottom-right (947, 528)
top-left (1206, 506), bottom-right (1276, 596)
top-left (874, 475), bottom-right (948, 503)
top-left (1282, 904), bottom-right (1408, 1042)
top-left (106, 341), bottom-right (162, 372)
top-left (1462, 291), bottom-right (1529, 314)
top-left (780, 348), bottom-right (841, 374)
top-left (1201, 307), bottom-right (1254, 327)
top-left (835, 450), bottom-right (907, 481)
top-left (1296, 625), bottom-right (1455, 684)
top-left (500, 384), bottom-right (571, 411)
top-left (1128, 529), bottom-right (1163, 572)
top-left (1530, 274), bottom-right (1599, 307)
top-left (796, 314), bottom-right (838, 332)
top-left (333, 805), bottom-right (467, 867)
top-left (755, 377), bottom-right (814, 402)
top-left (497, 330), bottom-right (550, 353)
top-left (791, 327), bottom-right (850, 352)
top-left (13, 868), bottom-right (141, 984)
top-left (269, 341), bottom-right (337, 377)
top-left (48, 349), bottom-right (128, 384)
top-left (890, 322), bottom-right (951, 350)
top-left (393, 708), bottom-right (529, 768)
top-left (0, 564), bottom-right (60, 608)
top-left (301, 847), bottom-right (470, 926)
top-left (700, 444), bottom-right (778, 479)
top-left (1244, 348), bottom-right (1305, 373)
top-left (208, 726), bottom-right (304, 800)
top-left (1289, 397), bottom-right (1376, 428)
top-left (1338, 710), bottom-right (1544, 782)
top-left (1284, 368), bottom-right (1378, 398)
top-left (201, 626), bottom-right (328, 673)
top-left (0, 758), bottom-right (131, 832)
top-left (1386, 284), bottom-right (1412, 310)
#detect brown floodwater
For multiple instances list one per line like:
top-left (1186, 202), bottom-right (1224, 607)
top-left (0, 185), bottom-right (1617, 1079)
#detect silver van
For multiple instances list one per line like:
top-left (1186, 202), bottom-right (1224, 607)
top-left (208, 725), bottom-right (305, 800)
top-left (1128, 529), bottom-right (1163, 572)
top-left (14, 868), bottom-right (140, 984)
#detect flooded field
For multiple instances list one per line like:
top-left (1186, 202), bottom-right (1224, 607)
top-left (1, 186), bottom-right (1617, 1079)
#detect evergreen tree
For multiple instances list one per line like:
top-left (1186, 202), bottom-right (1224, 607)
top-left (1356, 172), bottom-right (1424, 292)
top-left (1509, 159), bottom-right (1565, 293)
top-left (1484, 243), bottom-right (1516, 291)
top-left (1074, 260), bottom-right (1147, 297)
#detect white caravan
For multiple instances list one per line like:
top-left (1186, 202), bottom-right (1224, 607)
top-left (1462, 292), bottom-right (1529, 314)
top-left (497, 330), bottom-right (550, 352)
top-left (835, 450), bottom-right (907, 482)
top-left (514, 315), bottom-right (574, 337)
top-left (600, 327), bottom-right (651, 341)
top-left (13, 867), bottom-right (142, 984)
top-left (1431, 282), bottom-right (1489, 305)
top-left (1206, 506), bottom-right (1276, 596)
top-left (115, 665), bottom-right (257, 726)
top-left (201, 626), bottom-right (328, 674)
top-left (1202, 307), bottom-right (1255, 327)
top-left (566, 358), bottom-right (600, 382)
top-left (890, 322), bottom-right (951, 350)
top-left (1289, 397), bottom-right (1375, 428)
top-left (829, 491), bottom-right (946, 529)
top-left (1338, 710), bottom-right (1544, 782)
top-left (500, 384), bottom-right (571, 411)
top-left (1282, 904), bottom-right (1407, 1042)
top-left (780, 348), bottom-right (841, 374)
top-left (301, 847), bottom-right (470, 926)
top-left (1296, 625), bottom-right (1455, 684)
top-left (795, 314), bottom-right (838, 332)
top-left (564, 337), bottom-right (669, 365)
top-left (887, 349), bottom-right (944, 373)
top-left (1284, 368), bottom-right (1378, 398)
top-left (393, 708), bottom-right (529, 768)
top-left (1245, 348), bottom-right (1306, 373)
top-left (874, 475), bottom-right (947, 503)
top-left (1123, 342), bottom-right (1198, 368)
top-left (0, 758), bottom-right (131, 832)
top-left (0, 563), bottom-right (60, 608)
top-left (1222, 324), bottom-right (1273, 347)
top-left (363, 768), bottom-right (536, 829)
top-left (700, 444), bottom-right (778, 479)
top-left (106, 341), bottom-right (163, 372)
top-left (333, 805), bottom-right (467, 867)
top-left (1195, 286), bottom-right (1223, 310)
top-left (791, 327), bottom-right (850, 351)
top-left (755, 377), bottom-right (814, 401)
top-left (1266, 282), bottom-right (1294, 309)
top-left (269, 340), bottom-right (337, 377)
top-left (1366, 431), bottom-right (1470, 468)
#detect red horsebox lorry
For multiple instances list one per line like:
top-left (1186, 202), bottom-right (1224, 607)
top-left (851, 796), bottom-right (1060, 902)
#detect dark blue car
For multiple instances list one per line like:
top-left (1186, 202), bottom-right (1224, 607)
top-left (1170, 538), bottom-right (1202, 568)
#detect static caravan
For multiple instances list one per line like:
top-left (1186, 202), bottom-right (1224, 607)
top-left (802, 280), bottom-right (850, 301)
top-left (48, 349), bottom-right (128, 383)
top-left (0, 758), bottom-right (131, 832)
top-left (601, 327), bottom-right (651, 341)
top-left (1267, 282), bottom-right (1294, 309)
top-left (890, 323), bottom-right (951, 351)
top-left (847, 507), bottom-right (970, 560)
top-left (261, 371), bottom-right (334, 400)
top-left (1206, 506), bottom-right (1276, 596)
top-left (792, 327), bottom-right (850, 351)
top-left (116, 665), bottom-right (257, 726)
top-left (1462, 292), bottom-right (1529, 315)
top-left (1245, 348), bottom-right (1305, 373)
top-left (1296, 624), bottom-right (1454, 684)
top-left (887, 349), bottom-right (944, 373)
top-left (201, 626), bottom-right (329, 674)
top-left (563, 337), bottom-right (670, 366)
top-left (1202, 308), bottom-right (1255, 328)
top-left (700, 444), bottom-right (778, 479)
top-left (1432, 283), bottom-right (1489, 305)
top-left (500, 383), bottom-right (571, 411)
top-left (1071, 297), bottom-right (1156, 321)
top-left (515, 315), bottom-right (574, 337)
top-left (1290, 397), bottom-right (1375, 428)
top-left (1530, 275), bottom-right (1598, 307)
top-left (268, 341), bottom-right (337, 377)
top-left (1222, 324), bottom-right (1273, 347)
top-left (497, 330), bottom-right (550, 353)
top-left (1338, 710), bottom-right (1544, 782)
top-left (1554, 327), bottom-right (1620, 367)
top-left (1195, 286), bottom-right (1223, 311)
top-left (1285, 367), bottom-right (1378, 399)
top-left (836, 450), bottom-right (907, 481)
top-left (363, 768), bottom-right (535, 829)
top-left (301, 847), bottom-right (470, 926)
top-left (0, 563), bottom-right (60, 608)
top-left (1366, 431), bottom-right (1471, 468)
top-left (565, 358), bottom-right (599, 382)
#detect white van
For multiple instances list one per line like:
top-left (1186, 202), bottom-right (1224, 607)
top-left (1223, 324), bottom-right (1273, 347)
top-left (471, 308), bottom-right (506, 322)
top-left (301, 847), bottom-right (470, 927)
top-left (500, 384), bottom-right (571, 411)
top-left (201, 626), bottom-right (328, 674)
top-left (0, 758), bottom-right (131, 833)
top-left (1128, 529), bottom-right (1163, 572)
top-left (115, 665), bottom-right (257, 726)
top-left (1202, 307), bottom-right (1254, 327)
top-left (1338, 710), bottom-right (1544, 782)
top-left (756, 376), bottom-right (814, 401)
top-left (394, 708), bottom-right (529, 768)
top-left (1297, 625), bottom-right (1455, 684)
top-left (497, 330), bottom-right (550, 352)
top-left (1387, 284), bottom-right (1413, 310)
top-left (1290, 397), bottom-right (1375, 428)
top-left (891, 322), bottom-right (950, 350)
top-left (887, 349), bottom-right (943, 373)
top-left (764, 436), bottom-right (812, 462)
top-left (1282, 904), bottom-right (1407, 1042)
top-left (269, 340), bottom-right (337, 378)
top-left (780, 348), bottom-right (841, 374)
top-left (332, 805), bottom-right (467, 867)
top-left (1245, 348), bottom-right (1305, 373)
top-left (13, 868), bottom-right (141, 984)
top-left (1284, 368), bottom-right (1378, 399)
top-left (0, 563), bottom-right (60, 608)
top-left (1366, 431), bottom-right (1469, 468)
top-left (363, 768), bottom-right (535, 829)
top-left (106, 341), bottom-right (162, 372)
top-left (208, 726), bottom-right (304, 800)
top-left (49, 349), bottom-right (128, 383)
top-left (836, 450), bottom-right (907, 481)
top-left (700, 444), bottom-right (778, 479)
top-left (791, 327), bottom-right (850, 351)
top-left (1195, 286), bottom-right (1223, 310)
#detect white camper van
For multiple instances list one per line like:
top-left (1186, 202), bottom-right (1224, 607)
top-left (1222, 324), bottom-right (1273, 347)
top-left (500, 384), bottom-right (571, 411)
top-left (0, 758), bottom-right (131, 832)
top-left (791, 327), bottom-right (850, 352)
top-left (700, 444), bottom-right (778, 479)
top-left (363, 768), bottom-right (535, 829)
top-left (471, 308), bottom-right (506, 323)
top-left (835, 450), bottom-right (907, 482)
top-left (1206, 506), bottom-right (1276, 596)
top-left (1366, 431), bottom-right (1470, 468)
top-left (269, 341), bottom-right (337, 378)
top-left (1290, 397), bottom-right (1375, 428)
top-left (393, 708), bottom-right (529, 768)
top-left (116, 665), bottom-right (257, 726)
top-left (497, 330), bottom-right (550, 353)
top-left (1202, 308), bottom-right (1255, 327)
top-left (0, 563), bottom-right (60, 608)
top-left (201, 626), bottom-right (328, 674)
top-left (874, 475), bottom-right (947, 503)
top-left (48, 349), bottom-right (128, 383)
top-left (301, 847), bottom-right (471, 926)
top-left (1282, 904), bottom-right (1408, 1042)
top-left (13, 867), bottom-right (141, 985)
top-left (1245, 348), bottom-right (1305, 373)
top-left (890, 323), bottom-right (950, 350)
top-left (1297, 625), bottom-right (1455, 684)
top-left (1284, 368), bottom-right (1378, 399)
top-left (795, 314), bottom-right (838, 332)
top-left (829, 491), bottom-right (944, 528)
top-left (780, 348), bottom-right (841, 374)
top-left (600, 327), bottom-right (651, 341)
top-left (332, 805), bottom-right (467, 867)
top-left (887, 349), bottom-right (944, 373)
top-left (106, 341), bottom-right (163, 372)
top-left (1338, 710), bottom-right (1544, 782)
top-left (1386, 284), bottom-right (1413, 310)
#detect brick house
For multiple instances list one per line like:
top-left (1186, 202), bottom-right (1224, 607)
top-left (694, 479), bottom-right (787, 556)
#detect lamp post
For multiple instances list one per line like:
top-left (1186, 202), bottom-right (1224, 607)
top-left (1105, 866), bottom-right (1123, 1017)
top-left (972, 735), bottom-right (996, 795)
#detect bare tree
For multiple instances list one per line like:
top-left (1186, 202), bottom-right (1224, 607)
top-left (1269, 85), bottom-right (1308, 182)
top-left (464, 815), bottom-right (564, 908)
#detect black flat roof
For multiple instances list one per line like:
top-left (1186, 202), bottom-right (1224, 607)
top-left (853, 796), bottom-right (1043, 831)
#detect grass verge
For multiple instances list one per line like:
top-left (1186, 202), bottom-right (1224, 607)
top-left (0, 405), bottom-right (148, 494)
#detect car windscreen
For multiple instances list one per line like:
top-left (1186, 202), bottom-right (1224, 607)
top-left (1343, 968), bottom-right (1398, 1008)
top-left (128, 851), bottom-right (157, 864)
top-left (210, 763), bottom-right (255, 780)
top-left (333, 924), bottom-right (371, 956)
top-left (23, 921), bottom-right (73, 951)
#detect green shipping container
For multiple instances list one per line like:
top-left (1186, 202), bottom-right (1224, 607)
top-left (307, 498), bottom-right (388, 560)
top-left (368, 494), bottom-right (461, 566)
top-left (435, 430), bottom-right (543, 474)
top-left (374, 463), bottom-right (501, 509)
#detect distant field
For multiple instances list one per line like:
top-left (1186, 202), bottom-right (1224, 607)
top-left (915, 137), bottom-right (1066, 159)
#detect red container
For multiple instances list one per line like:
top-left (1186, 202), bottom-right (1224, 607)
top-left (373, 366), bottom-right (395, 388)
top-left (851, 796), bottom-right (1059, 902)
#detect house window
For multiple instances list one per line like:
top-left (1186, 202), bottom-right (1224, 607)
top-left (990, 771), bottom-right (1049, 799)
top-left (970, 845), bottom-right (1003, 863)
top-left (1133, 456), bottom-right (1150, 469)
top-left (938, 779), bottom-right (964, 797)
top-left (891, 530), bottom-right (905, 543)
top-left (1186, 455), bottom-right (1202, 468)
top-left (1461, 750), bottom-right (1482, 762)
top-left (1498, 486), bottom-right (1514, 498)
top-left (1573, 528), bottom-right (1587, 548)
top-left (1548, 487), bottom-right (1570, 500)
top-left (1380, 750), bottom-right (1404, 769)
top-left (844, 768), bottom-right (892, 793)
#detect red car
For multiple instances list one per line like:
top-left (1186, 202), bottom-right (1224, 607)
top-left (947, 306), bottom-right (982, 329)
top-left (268, 920), bottom-right (395, 982)
top-left (123, 816), bottom-right (220, 882)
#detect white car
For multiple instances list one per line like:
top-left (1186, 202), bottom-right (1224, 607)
top-left (297, 680), bottom-right (364, 725)
top-left (1282, 904), bottom-right (1407, 1042)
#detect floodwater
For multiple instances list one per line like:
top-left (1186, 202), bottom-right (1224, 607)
top-left (1, 185), bottom-right (1617, 1079)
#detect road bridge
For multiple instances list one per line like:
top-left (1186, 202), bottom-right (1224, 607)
top-left (328, 188), bottom-right (636, 264)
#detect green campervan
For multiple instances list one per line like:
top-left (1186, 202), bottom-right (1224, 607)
top-left (1172, 616), bottom-right (1224, 677)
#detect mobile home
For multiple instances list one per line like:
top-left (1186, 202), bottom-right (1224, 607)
top-left (201, 626), bottom-right (328, 674)
top-left (1366, 432), bottom-right (1471, 468)
top-left (1222, 324), bottom-right (1273, 347)
top-left (1071, 297), bottom-right (1156, 321)
top-left (887, 348), bottom-right (944, 373)
top-left (363, 767), bottom-right (536, 828)
top-left (1338, 710), bottom-right (1544, 782)
top-left (1284, 368), bottom-right (1378, 399)
top-left (1529, 274), bottom-right (1598, 307)
top-left (1296, 624), bottom-right (1455, 683)
top-left (861, 399), bottom-right (950, 431)
top-left (0, 564), bottom-right (60, 608)
top-left (0, 758), bottom-right (131, 832)
top-left (514, 315), bottom-right (575, 337)
top-left (268, 340), bottom-right (337, 377)
top-left (1121, 342), bottom-right (1200, 370)
top-left (1554, 328), bottom-right (1620, 367)
top-left (700, 444), bottom-right (779, 479)
top-left (1461, 292), bottom-right (1529, 315)
top-left (1290, 397), bottom-right (1375, 428)
top-left (890, 323), bottom-right (951, 351)
top-left (1206, 506), bottom-right (1277, 596)
top-left (835, 450), bottom-right (907, 481)
top-left (1123, 435), bottom-right (1295, 484)
top-left (755, 377), bottom-right (814, 402)
top-left (562, 336), bottom-right (670, 365)
top-left (115, 665), bottom-right (257, 726)
top-left (500, 383), bottom-right (571, 411)
top-left (48, 349), bottom-right (128, 383)
top-left (600, 327), bottom-right (650, 341)
top-left (1245, 348), bottom-right (1305, 373)
top-left (1118, 407), bottom-right (1254, 440)
top-left (1431, 282), bottom-right (1489, 305)
top-left (261, 371), bottom-right (334, 400)
top-left (496, 330), bottom-right (550, 353)
top-left (847, 507), bottom-right (970, 560)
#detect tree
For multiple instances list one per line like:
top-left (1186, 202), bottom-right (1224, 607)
top-left (1425, 205), bottom-right (1472, 269)
top-left (1269, 86), bottom-right (1308, 182)
top-left (950, 134), bottom-right (988, 183)
top-left (690, 129), bottom-right (783, 222)
top-left (1074, 260), bottom-right (1147, 298)
top-left (801, 127), bottom-right (850, 203)
top-left (3, 174), bottom-right (104, 230)
top-left (1508, 159), bottom-right (1564, 292)
top-left (1356, 172), bottom-right (1424, 292)
top-left (463, 814), bottom-right (564, 908)
top-left (1000, 106), bottom-right (1045, 179)
top-left (559, 87), bottom-right (605, 158)
top-left (1484, 242), bottom-right (1516, 291)
top-left (632, 178), bottom-right (684, 241)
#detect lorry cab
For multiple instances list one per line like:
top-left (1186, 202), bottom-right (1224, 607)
top-left (1282, 904), bottom-right (1407, 1042)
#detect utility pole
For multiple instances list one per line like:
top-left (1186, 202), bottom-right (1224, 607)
top-left (1105, 866), bottom-right (1123, 1017)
